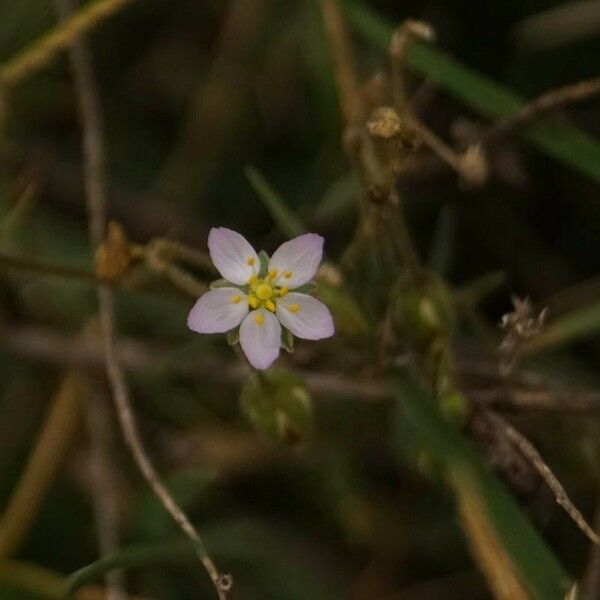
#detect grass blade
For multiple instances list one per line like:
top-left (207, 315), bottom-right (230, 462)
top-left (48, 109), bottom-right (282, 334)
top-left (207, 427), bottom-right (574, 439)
top-left (527, 301), bottom-right (600, 352)
top-left (245, 166), bottom-right (307, 238)
top-left (394, 374), bottom-right (571, 600)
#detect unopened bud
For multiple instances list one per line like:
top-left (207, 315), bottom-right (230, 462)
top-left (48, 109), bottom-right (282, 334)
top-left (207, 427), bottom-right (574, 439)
top-left (95, 221), bottom-right (134, 282)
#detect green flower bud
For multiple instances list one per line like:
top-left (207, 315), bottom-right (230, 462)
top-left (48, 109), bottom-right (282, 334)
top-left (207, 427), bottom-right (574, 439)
top-left (240, 369), bottom-right (313, 445)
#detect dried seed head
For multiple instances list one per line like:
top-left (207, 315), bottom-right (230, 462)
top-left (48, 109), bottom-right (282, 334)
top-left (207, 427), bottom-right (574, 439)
top-left (498, 296), bottom-right (547, 376)
top-left (366, 106), bottom-right (422, 163)
top-left (367, 106), bottom-right (403, 139)
top-left (500, 296), bottom-right (547, 339)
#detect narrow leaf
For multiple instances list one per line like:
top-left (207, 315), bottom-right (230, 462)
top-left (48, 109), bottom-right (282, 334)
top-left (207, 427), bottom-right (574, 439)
top-left (393, 374), bottom-right (571, 600)
top-left (526, 301), bottom-right (600, 352)
top-left (245, 166), bottom-right (306, 238)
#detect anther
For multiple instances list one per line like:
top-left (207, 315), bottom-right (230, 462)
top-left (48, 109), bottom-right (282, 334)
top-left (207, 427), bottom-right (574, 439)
top-left (255, 312), bottom-right (265, 326)
top-left (265, 300), bottom-right (276, 312)
top-left (231, 294), bottom-right (241, 304)
top-left (288, 303), bottom-right (300, 313)
top-left (283, 270), bottom-right (293, 279)
top-left (247, 256), bottom-right (255, 266)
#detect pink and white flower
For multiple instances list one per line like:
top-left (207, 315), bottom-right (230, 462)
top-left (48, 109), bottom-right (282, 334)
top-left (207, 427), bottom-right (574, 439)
top-left (188, 227), bottom-right (334, 369)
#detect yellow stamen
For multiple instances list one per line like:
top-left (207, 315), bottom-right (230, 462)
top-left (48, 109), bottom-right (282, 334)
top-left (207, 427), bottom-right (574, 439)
top-left (231, 294), bottom-right (242, 304)
top-left (254, 312), bottom-right (265, 326)
top-left (283, 270), bottom-right (293, 279)
top-left (248, 273), bottom-right (258, 286)
top-left (255, 283), bottom-right (273, 300)
top-left (278, 286), bottom-right (288, 297)
top-left (247, 256), bottom-right (255, 266)
top-left (288, 303), bottom-right (300, 313)
top-left (248, 296), bottom-right (259, 309)
top-left (265, 299), bottom-right (276, 312)
top-left (268, 268), bottom-right (278, 279)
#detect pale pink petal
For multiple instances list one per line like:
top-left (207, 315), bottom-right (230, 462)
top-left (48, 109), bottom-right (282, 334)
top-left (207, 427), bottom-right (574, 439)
top-left (208, 227), bottom-right (259, 285)
top-left (239, 308), bottom-right (281, 370)
top-left (269, 233), bottom-right (323, 288)
top-left (276, 293), bottom-right (334, 340)
top-left (187, 288), bottom-right (248, 334)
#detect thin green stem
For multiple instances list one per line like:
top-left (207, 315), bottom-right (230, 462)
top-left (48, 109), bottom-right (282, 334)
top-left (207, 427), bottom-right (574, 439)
top-left (66, 541), bottom-right (194, 598)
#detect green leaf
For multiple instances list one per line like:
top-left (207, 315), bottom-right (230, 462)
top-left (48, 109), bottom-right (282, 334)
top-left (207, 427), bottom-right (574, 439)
top-left (245, 166), bottom-right (307, 238)
top-left (455, 271), bottom-right (507, 304)
top-left (66, 518), bottom-right (336, 600)
top-left (393, 374), bottom-right (571, 600)
top-left (343, 0), bottom-right (600, 184)
top-left (527, 300), bottom-right (600, 352)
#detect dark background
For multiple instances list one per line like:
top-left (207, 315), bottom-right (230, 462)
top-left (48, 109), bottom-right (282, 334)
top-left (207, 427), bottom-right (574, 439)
top-left (0, 0), bottom-right (599, 598)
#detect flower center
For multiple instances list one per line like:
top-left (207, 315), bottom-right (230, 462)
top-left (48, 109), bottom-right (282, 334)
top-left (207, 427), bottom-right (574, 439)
top-left (255, 282), bottom-right (273, 300)
top-left (247, 273), bottom-right (288, 312)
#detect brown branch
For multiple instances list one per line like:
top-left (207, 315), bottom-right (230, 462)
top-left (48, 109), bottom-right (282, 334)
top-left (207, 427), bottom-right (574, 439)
top-left (147, 238), bottom-right (214, 272)
top-left (389, 20), bottom-right (435, 115)
top-left (0, 320), bottom-right (390, 403)
top-left (582, 497), bottom-right (600, 599)
top-left (54, 0), bottom-right (229, 596)
top-left (483, 76), bottom-right (600, 142)
top-left (85, 384), bottom-right (126, 600)
top-left (486, 411), bottom-right (600, 545)
top-left (468, 388), bottom-right (600, 413)
top-left (319, 0), bottom-right (365, 126)
top-left (144, 246), bottom-right (207, 297)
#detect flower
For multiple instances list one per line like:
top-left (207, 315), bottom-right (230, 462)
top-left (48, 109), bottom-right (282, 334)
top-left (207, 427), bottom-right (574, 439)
top-left (188, 227), bottom-right (334, 369)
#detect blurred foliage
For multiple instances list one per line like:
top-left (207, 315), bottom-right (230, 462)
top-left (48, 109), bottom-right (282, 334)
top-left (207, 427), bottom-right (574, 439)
top-left (0, 0), bottom-right (599, 599)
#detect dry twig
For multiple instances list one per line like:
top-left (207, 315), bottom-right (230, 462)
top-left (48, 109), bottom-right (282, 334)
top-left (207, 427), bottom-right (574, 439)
top-left (55, 0), bottom-right (229, 596)
top-left (486, 411), bottom-right (600, 545)
top-left (483, 76), bottom-right (600, 142)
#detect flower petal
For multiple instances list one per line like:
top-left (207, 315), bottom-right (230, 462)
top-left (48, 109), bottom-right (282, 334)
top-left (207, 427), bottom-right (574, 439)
top-left (187, 288), bottom-right (248, 334)
top-left (276, 293), bottom-right (334, 340)
top-left (239, 308), bottom-right (281, 369)
top-left (208, 227), bottom-right (258, 285)
top-left (269, 233), bottom-right (324, 288)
